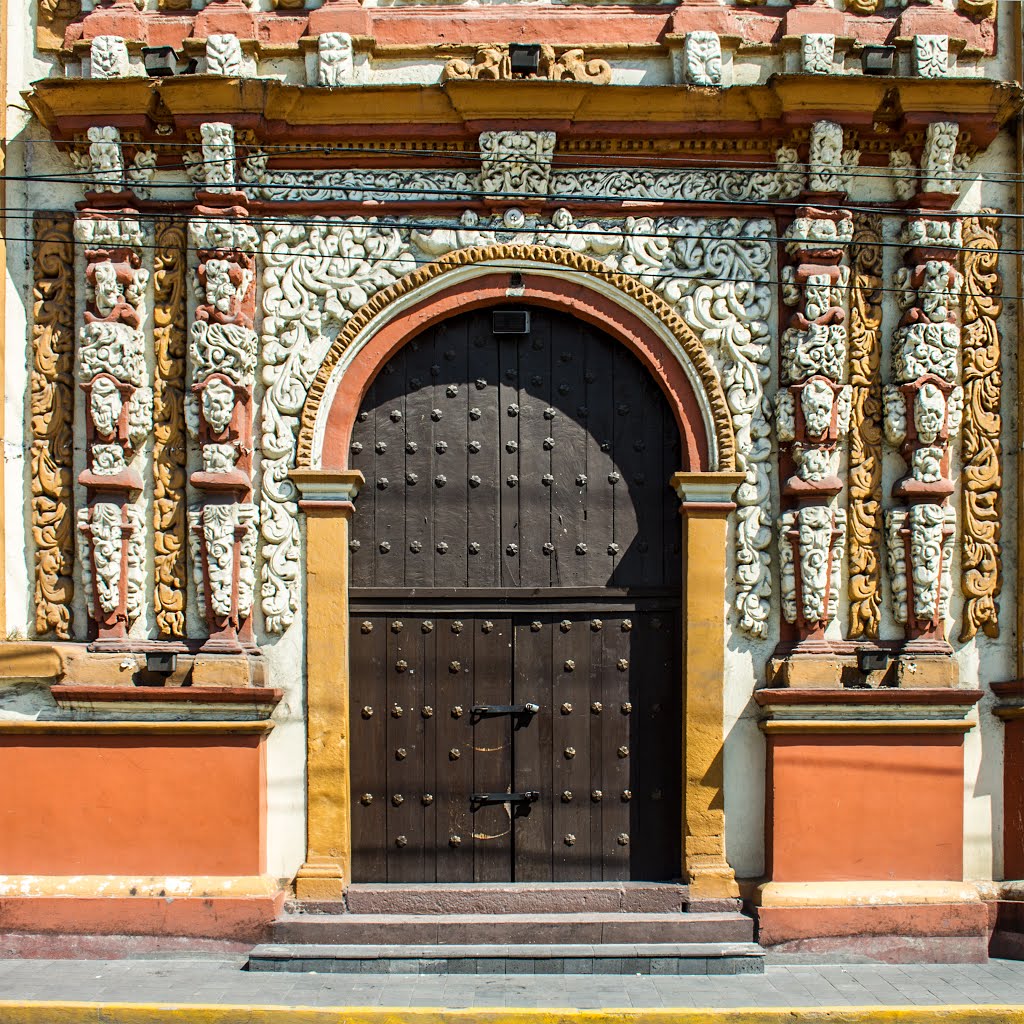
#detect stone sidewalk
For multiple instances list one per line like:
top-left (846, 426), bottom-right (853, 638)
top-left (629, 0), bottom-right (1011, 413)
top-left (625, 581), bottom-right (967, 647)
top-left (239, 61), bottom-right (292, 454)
top-left (1, 957), bottom-right (1024, 1008)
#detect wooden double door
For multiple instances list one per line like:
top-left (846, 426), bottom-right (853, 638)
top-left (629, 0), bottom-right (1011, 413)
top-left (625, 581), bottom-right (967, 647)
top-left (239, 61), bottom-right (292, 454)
top-left (347, 305), bottom-right (683, 882)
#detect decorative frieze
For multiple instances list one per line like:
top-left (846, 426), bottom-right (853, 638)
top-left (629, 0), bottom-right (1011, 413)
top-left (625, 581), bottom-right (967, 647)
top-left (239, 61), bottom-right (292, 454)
top-left (153, 220), bottom-right (189, 639)
top-left (683, 32), bottom-right (722, 87)
top-left (959, 212), bottom-right (1002, 641)
top-left (74, 210), bottom-right (151, 643)
top-left (846, 213), bottom-right (884, 639)
top-left (31, 213), bottom-right (76, 639)
top-left (443, 44), bottom-right (611, 84)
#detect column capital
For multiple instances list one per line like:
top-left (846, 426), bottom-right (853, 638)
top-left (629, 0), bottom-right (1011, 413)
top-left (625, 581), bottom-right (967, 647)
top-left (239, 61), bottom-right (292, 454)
top-left (291, 469), bottom-right (365, 506)
top-left (671, 471), bottom-right (745, 508)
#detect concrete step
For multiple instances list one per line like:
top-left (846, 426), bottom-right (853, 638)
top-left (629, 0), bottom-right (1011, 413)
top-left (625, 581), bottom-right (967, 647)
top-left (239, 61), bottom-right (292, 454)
top-left (248, 941), bottom-right (765, 975)
top-left (291, 882), bottom-right (691, 916)
top-left (269, 911), bottom-right (754, 946)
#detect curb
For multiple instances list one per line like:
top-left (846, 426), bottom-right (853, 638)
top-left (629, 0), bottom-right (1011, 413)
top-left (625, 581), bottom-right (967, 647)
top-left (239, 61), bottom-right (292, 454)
top-left (1, 1004), bottom-right (1024, 1024)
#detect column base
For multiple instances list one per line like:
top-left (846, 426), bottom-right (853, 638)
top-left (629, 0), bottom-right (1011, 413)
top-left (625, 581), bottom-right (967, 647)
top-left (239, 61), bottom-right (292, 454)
top-left (294, 858), bottom-right (347, 900)
top-left (687, 864), bottom-right (740, 901)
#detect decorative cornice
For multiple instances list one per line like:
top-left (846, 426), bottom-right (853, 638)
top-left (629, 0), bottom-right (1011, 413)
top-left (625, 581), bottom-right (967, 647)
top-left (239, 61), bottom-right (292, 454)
top-left (959, 211), bottom-right (1002, 641)
top-left (290, 469), bottom-right (365, 504)
top-left (671, 471), bottom-right (746, 505)
top-left (296, 244), bottom-right (736, 474)
top-left (25, 78), bottom-right (1022, 149)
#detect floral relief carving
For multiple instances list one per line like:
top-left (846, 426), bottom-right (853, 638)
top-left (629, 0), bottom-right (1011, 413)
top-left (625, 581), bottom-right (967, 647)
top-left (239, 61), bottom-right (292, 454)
top-left (683, 32), bottom-right (722, 87)
top-left (90, 36), bottom-right (130, 79)
top-left (206, 34), bottom-right (244, 76)
top-left (921, 121), bottom-right (960, 196)
top-left (801, 34), bottom-right (835, 75)
top-left (809, 120), bottom-right (858, 194)
top-left (31, 213), bottom-right (76, 638)
top-left (959, 213), bottom-right (1002, 640)
top-left (189, 503), bottom-right (259, 624)
top-left (886, 503), bottom-right (956, 627)
top-left (913, 35), bottom-right (950, 79)
top-left (70, 126), bottom-right (125, 193)
top-left (780, 506), bottom-right (846, 629)
top-left (153, 220), bottom-right (189, 638)
top-left (847, 216), bottom-right (884, 638)
top-left (442, 44), bottom-right (611, 84)
top-left (317, 33), bottom-right (354, 86)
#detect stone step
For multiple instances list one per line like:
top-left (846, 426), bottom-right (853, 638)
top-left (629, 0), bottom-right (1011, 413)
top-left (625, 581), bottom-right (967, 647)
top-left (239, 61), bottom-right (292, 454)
top-left (248, 941), bottom-right (765, 976)
top-left (270, 911), bottom-right (754, 946)
top-left (291, 881), bottom-right (691, 916)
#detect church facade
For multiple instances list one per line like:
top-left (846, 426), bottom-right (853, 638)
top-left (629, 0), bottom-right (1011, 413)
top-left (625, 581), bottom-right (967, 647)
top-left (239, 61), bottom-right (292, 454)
top-left (1, 0), bottom-right (1021, 964)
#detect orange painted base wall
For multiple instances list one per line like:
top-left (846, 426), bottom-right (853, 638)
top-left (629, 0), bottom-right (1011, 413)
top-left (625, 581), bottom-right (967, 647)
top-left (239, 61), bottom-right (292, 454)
top-left (766, 734), bottom-right (965, 882)
top-left (0, 734), bottom-right (267, 876)
top-left (1005, 721), bottom-right (1024, 879)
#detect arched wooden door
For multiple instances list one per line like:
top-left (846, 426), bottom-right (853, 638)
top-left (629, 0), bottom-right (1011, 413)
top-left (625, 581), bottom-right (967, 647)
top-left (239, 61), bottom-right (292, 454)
top-left (347, 305), bottom-right (683, 882)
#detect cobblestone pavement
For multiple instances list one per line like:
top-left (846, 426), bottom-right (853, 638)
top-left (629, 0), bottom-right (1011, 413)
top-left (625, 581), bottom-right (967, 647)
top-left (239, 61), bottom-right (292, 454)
top-left (1, 957), bottom-right (1024, 1008)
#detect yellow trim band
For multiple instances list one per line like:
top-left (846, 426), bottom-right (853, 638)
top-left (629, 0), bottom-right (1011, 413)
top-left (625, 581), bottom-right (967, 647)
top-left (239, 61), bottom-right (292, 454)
top-left (755, 880), bottom-right (982, 908)
top-left (0, 1004), bottom-right (1023, 1024)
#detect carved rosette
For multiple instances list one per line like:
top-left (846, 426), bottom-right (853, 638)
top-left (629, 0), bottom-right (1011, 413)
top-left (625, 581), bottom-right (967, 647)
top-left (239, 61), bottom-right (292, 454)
top-left (153, 220), bottom-right (189, 638)
top-left (188, 123), bottom-right (260, 650)
top-left (959, 213), bottom-right (1002, 641)
top-left (885, 210), bottom-right (962, 644)
top-left (847, 213), bottom-right (884, 639)
top-left (31, 213), bottom-right (77, 638)
top-left (74, 211), bottom-right (151, 643)
top-left (776, 203), bottom-right (852, 643)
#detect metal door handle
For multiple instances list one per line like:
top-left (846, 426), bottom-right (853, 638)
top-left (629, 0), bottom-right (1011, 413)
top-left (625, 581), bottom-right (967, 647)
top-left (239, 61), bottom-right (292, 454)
top-left (471, 703), bottom-right (540, 717)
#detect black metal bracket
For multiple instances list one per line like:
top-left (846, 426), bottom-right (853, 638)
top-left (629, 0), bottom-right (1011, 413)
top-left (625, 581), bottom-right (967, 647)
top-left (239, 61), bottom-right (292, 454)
top-left (471, 791), bottom-right (540, 817)
top-left (470, 702), bottom-right (539, 728)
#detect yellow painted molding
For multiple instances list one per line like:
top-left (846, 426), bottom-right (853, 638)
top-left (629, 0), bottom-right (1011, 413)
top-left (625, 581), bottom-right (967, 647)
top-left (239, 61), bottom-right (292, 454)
top-left (759, 720), bottom-right (974, 735)
top-left (0, 642), bottom-right (67, 685)
top-left (1, 1004), bottom-right (1023, 1024)
top-left (0, 875), bottom-right (282, 899)
top-left (0, 721), bottom-right (274, 736)
top-left (755, 881), bottom-right (982, 908)
top-left (995, 706), bottom-right (1024, 721)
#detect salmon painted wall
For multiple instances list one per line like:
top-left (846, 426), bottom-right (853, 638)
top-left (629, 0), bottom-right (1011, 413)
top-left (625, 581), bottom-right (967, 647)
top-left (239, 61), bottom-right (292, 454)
top-left (0, 735), bottom-right (267, 876)
top-left (766, 735), bottom-right (965, 883)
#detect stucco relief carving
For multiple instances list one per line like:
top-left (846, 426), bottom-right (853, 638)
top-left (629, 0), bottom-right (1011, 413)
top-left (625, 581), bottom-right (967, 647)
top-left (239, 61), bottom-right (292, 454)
top-left (317, 33), bottom-right (354, 86)
top-left (959, 213), bottom-right (1002, 640)
top-left (809, 121), bottom-right (858, 194)
top-left (70, 126), bottom-right (124, 193)
top-left (683, 32), bottom-right (722, 87)
top-left (886, 503), bottom-right (956, 628)
top-left (889, 151), bottom-right (918, 202)
top-left (191, 122), bottom-right (237, 193)
top-left (78, 502), bottom-right (145, 626)
top-left (188, 502), bottom-right (259, 624)
top-left (263, 217), bottom-right (756, 633)
top-left (479, 131), bottom-right (556, 197)
top-left (153, 220), bottom-right (189, 638)
top-left (90, 36), bottom-right (130, 79)
top-left (914, 35), bottom-right (950, 79)
top-left (921, 121), bottom-right (960, 196)
top-left (780, 506), bottom-right (846, 629)
top-left (207, 34), bottom-right (244, 76)
top-left (240, 147), bottom-right (803, 205)
top-left (442, 44), bottom-right (611, 84)
top-left (31, 213), bottom-right (76, 638)
top-left (801, 34), bottom-right (835, 75)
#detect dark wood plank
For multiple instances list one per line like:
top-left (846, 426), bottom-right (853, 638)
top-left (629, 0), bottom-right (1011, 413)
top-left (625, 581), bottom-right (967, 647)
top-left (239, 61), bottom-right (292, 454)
top-left (372, 348), bottom-right (407, 589)
top-left (582, 323), bottom-right (617, 588)
top-left (433, 319), bottom-right (469, 587)
top-left (467, 318), bottom-right (501, 587)
top-left (498, 333), bottom-right (522, 587)
top-left (349, 613), bottom-right (387, 880)
top-left (601, 613), bottom-right (632, 880)
top-left (518, 316), bottom-right (553, 588)
top-left (348, 384), bottom-right (375, 588)
top-left (512, 614), bottom-right (553, 881)
top-left (402, 333), bottom-right (434, 587)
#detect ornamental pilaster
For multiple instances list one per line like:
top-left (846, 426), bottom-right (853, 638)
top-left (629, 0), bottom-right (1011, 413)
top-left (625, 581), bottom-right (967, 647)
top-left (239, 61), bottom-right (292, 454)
top-left (74, 205), bottom-right (151, 645)
top-left (187, 122), bottom-right (260, 651)
top-left (884, 130), bottom-right (962, 649)
top-left (775, 148), bottom-right (852, 649)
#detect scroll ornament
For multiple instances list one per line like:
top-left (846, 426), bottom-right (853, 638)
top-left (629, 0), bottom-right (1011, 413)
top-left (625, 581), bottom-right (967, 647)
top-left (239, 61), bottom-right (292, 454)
top-left (443, 44), bottom-right (611, 85)
top-left (846, 213), bottom-right (884, 639)
top-left (31, 213), bottom-right (76, 638)
top-left (479, 131), bottom-right (556, 197)
top-left (260, 211), bottom-right (773, 639)
top-left (153, 220), bottom-right (189, 638)
top-left (683, 32), bottom-right (722, 87)
top-left (959, 213), bottom-right (1002, 640)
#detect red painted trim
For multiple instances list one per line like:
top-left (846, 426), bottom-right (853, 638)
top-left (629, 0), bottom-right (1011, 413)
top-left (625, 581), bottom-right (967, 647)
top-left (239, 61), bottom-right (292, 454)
top-left (756, 688), bottom-right (983, 707)
top-left (49, 686), bottom-right (283, 705)
top-left (320, 272), bottom-right (709, 472)
top-left (298, 499), bottom-right (356, 513)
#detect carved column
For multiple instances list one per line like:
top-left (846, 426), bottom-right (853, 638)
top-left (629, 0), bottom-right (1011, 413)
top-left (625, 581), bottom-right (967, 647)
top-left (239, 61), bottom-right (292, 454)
top-left (187, 122), bottom-right (261, 652)
top-left (291, 469), bottom-right (364, 899)
top-left (775, 121), bottom-right (853, 655)
top-left (673, 471), bottom-right (745, 902)
top-left (884, 125), bottom-right (963, 652)
top-left (74, 195), bottom-right (151, 646)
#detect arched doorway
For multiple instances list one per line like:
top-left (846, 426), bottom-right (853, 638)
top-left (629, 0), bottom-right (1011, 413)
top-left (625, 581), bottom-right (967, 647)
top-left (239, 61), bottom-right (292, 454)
top-left (346, 304), bottom-right (682, 882)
